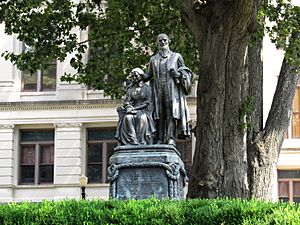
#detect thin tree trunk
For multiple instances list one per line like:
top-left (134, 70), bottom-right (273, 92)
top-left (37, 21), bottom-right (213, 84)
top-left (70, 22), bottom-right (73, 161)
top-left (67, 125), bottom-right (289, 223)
top-left (248, 59), bottom-right (300, 199)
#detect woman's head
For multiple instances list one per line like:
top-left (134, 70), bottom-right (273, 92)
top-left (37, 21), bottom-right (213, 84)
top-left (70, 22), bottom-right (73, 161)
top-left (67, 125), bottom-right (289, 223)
top-left (131, 67), bottom-right (144, 82)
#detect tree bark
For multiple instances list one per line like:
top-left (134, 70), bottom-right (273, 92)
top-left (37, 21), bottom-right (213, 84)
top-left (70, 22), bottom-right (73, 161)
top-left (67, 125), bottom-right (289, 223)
top-left (247, 59), bottom-right (299, 199)
top-left (182, 0), bottom-right (261, 198)
top-left (182, 0), bottom-right (300, 199)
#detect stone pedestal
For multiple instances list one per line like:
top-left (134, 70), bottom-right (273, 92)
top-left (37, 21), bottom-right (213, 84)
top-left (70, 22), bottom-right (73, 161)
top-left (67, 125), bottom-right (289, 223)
top-left (108, 145), bottom-right (188, 200)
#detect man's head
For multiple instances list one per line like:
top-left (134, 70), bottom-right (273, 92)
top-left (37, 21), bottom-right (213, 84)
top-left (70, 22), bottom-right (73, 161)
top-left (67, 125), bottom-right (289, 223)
top-left (157, 33), bottom-right (170, 51)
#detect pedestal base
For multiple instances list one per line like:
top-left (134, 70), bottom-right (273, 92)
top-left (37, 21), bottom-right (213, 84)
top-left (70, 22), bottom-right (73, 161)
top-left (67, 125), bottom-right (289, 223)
top-left (108, 145), bottom-right (188, 200)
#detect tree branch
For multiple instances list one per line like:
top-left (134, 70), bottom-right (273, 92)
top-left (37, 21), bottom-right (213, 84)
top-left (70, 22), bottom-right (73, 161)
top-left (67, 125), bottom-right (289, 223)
top-left (264, 58), bottom-right (300, 147)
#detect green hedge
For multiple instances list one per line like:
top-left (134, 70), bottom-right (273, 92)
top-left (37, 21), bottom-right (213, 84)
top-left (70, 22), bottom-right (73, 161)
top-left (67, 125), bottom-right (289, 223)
top-left (0, 198), bottom-right (299, 225)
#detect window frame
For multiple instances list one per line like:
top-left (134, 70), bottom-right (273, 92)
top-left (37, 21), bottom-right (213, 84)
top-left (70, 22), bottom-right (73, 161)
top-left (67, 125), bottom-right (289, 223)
top-left (19, 130), bottom-right (54, 185)
top-left (85, 128), bottom-right (194, 183)
top-left (21, 64), bottom-right (57, 92)
top-left (278, 178), bottom-right (300, 202)
top-left (176, 138), bottom-right (193, 176)
top-left (278, 169), bottom-right (300, 202)
top-left (285, 79), bottom-right (300, 139)
top-left (21, 44), bottom-right (57, 92)
top-left (86, 128), bottom-right (117, 184)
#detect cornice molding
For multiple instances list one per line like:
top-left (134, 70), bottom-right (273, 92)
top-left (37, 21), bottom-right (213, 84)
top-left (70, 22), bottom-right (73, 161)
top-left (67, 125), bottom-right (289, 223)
top-left (0, 124), bottom-right (15, 129)
top-left (54, 122), bottom-right (82, 128)
top-left (0, 80), bottom-right (14, 87)
top-left (0, 97), bottom-right (197, 112)
top-left (0, 99), bottom-right (122, 111)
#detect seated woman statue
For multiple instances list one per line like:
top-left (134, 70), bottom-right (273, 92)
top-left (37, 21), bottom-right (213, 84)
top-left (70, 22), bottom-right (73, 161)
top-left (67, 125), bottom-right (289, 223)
top-left (115, 68), bottom-right (156, 145)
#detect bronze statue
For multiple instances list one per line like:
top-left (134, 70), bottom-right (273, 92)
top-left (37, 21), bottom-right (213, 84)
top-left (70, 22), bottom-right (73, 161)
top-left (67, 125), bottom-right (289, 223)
top-left (115, 68), bottom-right (156, 145)
top-left (143, 34), bottom-right (193, 146)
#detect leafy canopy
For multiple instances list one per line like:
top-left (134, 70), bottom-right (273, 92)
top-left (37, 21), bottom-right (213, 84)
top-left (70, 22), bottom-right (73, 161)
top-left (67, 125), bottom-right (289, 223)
top-left (0, 0), bottom-right (300, 98)
top-left (264, 0), bottom-right (300, 69)
top-left (0, 0), bottom-right (197, 98)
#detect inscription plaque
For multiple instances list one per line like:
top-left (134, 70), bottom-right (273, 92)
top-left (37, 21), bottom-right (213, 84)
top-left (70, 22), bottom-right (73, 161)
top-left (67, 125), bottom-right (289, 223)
top-left (116, 167), bottom-right (168, 199)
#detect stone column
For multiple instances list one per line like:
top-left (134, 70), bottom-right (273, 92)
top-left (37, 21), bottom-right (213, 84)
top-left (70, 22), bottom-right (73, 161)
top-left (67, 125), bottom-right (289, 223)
top-left (0, 124), bottom-right (15, 202)
top-left (54, 122), bottom-right (82, 199)
top-left (0, 24), bottom-right (17, 102)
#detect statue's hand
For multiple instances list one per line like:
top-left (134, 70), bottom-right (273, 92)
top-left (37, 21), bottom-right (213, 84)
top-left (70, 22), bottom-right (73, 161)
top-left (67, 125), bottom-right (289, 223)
top-left (170, 68), bottom-right (181, 84)
top-left (127, 108), bottom-right (137, 114)
top-left (170, 68), bottom-right (181, 78)
top-left (125, 105), bottom-right (135, 114)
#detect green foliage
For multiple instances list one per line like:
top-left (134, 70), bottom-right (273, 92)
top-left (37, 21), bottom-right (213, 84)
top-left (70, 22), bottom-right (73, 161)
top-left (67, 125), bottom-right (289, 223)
top-left (0, 0), bottom-right (79, 71)
top-left (0, 0), bottom-right (198, 99)
top-left (1, 0), bottom-right (300, 98)
top-left (262, 0), bottom-right (300, 71)
top-left (0, 198), bottom-right (299, 225)
top-left (239, 96), bottom-right (254, 130)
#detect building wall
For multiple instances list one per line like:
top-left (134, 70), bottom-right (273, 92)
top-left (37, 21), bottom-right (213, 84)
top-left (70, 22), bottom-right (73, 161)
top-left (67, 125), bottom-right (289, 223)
top-left (0, 101), bottom-right (196, 202)
top-left (262, 0), bottom-right (300, 202)
top-left (0, 27), bottom-right (197, 201)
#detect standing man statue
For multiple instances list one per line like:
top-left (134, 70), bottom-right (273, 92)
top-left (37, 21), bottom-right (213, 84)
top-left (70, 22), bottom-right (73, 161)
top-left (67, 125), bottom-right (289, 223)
top-left (143, 33), bottom-right (193, 146)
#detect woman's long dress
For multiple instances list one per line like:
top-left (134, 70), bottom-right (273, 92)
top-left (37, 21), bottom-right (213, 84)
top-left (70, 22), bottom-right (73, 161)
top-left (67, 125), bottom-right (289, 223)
top-left (115, 83), bottom-right (156, 145)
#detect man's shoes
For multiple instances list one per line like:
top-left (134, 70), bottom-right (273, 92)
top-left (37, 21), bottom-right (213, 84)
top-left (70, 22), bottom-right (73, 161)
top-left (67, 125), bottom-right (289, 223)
top-left (156, 139), bottom-right (163, 145)
top-left (132, 141), bottom-right (139, 145)
top-left (168, 139), bottom-right (176, 147)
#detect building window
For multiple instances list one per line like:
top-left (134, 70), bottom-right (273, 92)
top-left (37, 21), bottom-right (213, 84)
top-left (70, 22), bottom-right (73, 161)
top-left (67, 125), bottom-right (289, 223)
top-left (292, 81), bottom-right (300, 138)
top-left (86, 128), bottom-right (117, 183)
top-left (278, 170), bottom-right (300, 202)
top-left (19, 130), bottom-right (54, 185)
top-left (21, 44), bottom-right (57, 92)
top-left (177, 138), bottom-right (193, 176)
top-left (285, 80), bottom-right (300, 138)
top-left (22, 61), bottom-right (57, 92)
top-left (86, 128), bottom-right (193, 183)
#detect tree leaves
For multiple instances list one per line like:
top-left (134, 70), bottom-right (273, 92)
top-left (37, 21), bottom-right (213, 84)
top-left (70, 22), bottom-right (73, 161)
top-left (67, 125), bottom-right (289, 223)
top-left (263, 0), bottom-right (300, 70)
top-left (0, 0), bottom-right (198, 99)
top-left (1, 0), bottom-right (300, 97)
top-left (0, 0), bottom-right (81, 72)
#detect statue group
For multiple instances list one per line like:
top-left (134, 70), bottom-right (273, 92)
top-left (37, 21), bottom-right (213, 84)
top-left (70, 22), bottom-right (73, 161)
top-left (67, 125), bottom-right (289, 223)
top-left (110, 34), bottom-right (191, 199)
top-left (115, 33), bottom-right (193, 147)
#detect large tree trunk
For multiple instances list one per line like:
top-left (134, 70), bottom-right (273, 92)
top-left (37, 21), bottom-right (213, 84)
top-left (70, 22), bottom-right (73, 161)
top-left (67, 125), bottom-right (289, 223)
top-left (182, 0), bottom-right (300, 199)
top-left (182, 0), bottom-right (261, 198)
